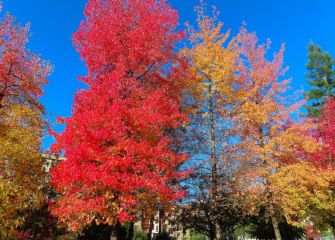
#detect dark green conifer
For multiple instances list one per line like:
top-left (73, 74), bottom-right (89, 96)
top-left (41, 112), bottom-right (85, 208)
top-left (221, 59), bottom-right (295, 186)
top-left (305, 43), bottom-right (335, 117)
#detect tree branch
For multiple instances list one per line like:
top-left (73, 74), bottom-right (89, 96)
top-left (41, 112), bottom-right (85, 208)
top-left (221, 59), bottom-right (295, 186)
top-left (136, 62), bottom-right (155, 80)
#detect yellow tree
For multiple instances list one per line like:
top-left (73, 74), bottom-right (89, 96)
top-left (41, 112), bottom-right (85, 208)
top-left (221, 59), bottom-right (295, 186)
top-left (181, 4), bottom-right (241, 239)
top-left (0, 13), bottom-right (50, 237)
top-left (232, 28), bottom-right (324, 239)
top-left (269, 162), bottom-right (335, 231)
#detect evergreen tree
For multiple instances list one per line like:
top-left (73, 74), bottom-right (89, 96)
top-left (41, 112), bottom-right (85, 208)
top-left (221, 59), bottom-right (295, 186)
top-left (305, 42), bottom-right (335, 117)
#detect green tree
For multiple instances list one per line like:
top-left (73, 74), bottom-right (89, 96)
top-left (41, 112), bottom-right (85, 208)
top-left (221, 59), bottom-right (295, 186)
top-left (305, 42), bottom-right (335, 117)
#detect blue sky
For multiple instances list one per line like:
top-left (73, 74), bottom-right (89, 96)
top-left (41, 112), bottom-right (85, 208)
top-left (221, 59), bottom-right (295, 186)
top-left (3, 0), bottom-right (335, 149)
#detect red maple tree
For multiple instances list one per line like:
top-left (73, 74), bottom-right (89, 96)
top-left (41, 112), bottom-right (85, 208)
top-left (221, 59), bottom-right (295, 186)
top-left (50, 0), bottom-right (188, 232)
top-left (310, 97), bottom-right (335, 170)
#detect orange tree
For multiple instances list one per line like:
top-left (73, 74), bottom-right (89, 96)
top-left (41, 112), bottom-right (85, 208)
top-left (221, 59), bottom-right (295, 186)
top-left (179, 4), bottom-right (243, 239)
top-left (231, 27), bottom-right (330, 240)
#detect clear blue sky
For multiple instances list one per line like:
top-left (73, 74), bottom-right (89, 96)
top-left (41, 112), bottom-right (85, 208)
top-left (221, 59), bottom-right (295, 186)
top-left (3, 0), bottom-right (335, 149)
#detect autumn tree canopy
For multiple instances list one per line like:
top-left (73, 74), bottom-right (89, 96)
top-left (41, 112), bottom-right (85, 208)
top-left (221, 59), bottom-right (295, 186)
top-left (0, 12), bottom-right (51, 238)
top-left (230, 27), bottom-right (320, 240)
top-left (50, 0), bottom-right (189, 233)
top-left (179, 5), bottom-right (243, 239)
top-left (0, 0), bottom-right (330, 239)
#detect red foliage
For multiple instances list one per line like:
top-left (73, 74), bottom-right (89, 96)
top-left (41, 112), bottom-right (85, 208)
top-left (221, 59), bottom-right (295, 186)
top-left (73, 0), bottom-right (185, 84)
top-left (310, 97), bottom-right (335, 170)
top-left (50, 0), bottom-right (188, 230)
top-left (305, 224), bottom-right (320, 239)
top-left (0, 14), bottom-right (50, 110)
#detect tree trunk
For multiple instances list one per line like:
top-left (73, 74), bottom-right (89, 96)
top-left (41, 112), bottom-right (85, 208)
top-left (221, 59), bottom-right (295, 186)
top-left (147, 216), bottom-right (154, 240)
top-left (126, 222), bottom-right (134, 240)
top-left (159, 209), bottom-right (164, 233)
top-left (223, 227), bottom-right (234, 240)
top-left (209, 83), bottom-right (221, 240)
top-left (271, 215), bottom-right (282, 240)
top-left (0, 92), bottom-right (4, 109)
top-left (112, 222), bottom-right (123, 240)
top-left (214, 220), bottom-right (222, 240)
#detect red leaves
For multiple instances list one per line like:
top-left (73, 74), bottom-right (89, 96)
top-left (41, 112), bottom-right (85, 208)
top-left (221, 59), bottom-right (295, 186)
top-left (0, 14), bottom-right (50, 111)
top-left (51, 0), bottom-right (188, 231)
top-left (310, 97), bottom-right (335, 170)
top-left (73, 0), bottom-right (184, 85)
top-left (305, 224), bottom-right (320, 239)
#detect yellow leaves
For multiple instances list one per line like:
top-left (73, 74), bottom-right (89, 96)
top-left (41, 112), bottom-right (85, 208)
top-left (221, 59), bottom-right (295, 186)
top-left (182, 3), bottom-right (335, 233)
top-left (0, 176), bottom-right (43, 238)
top-left (238, 101), bottom-right (269, 126)
top-left (269, 163), bottom-right (334, 227)
top-left (182, 10), bottom-right (238, 105)
top-left (0, 103), bottom-right (45, 237)
top-left (272, 123), bottom-right (319, 158)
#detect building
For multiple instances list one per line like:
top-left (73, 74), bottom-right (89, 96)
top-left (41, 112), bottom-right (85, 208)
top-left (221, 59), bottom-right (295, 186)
top-left (42, 154), bottom-right (65, 173)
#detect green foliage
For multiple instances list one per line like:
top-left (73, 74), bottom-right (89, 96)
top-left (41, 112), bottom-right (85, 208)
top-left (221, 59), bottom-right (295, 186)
top-left (305, 42), bottom-right (335, 117)
top-left (133, 227), bottom-right (148, 240)
top-left (187, 230), bottom-right (208, 240)
top-left (321, 229), bottom-right (334, 237)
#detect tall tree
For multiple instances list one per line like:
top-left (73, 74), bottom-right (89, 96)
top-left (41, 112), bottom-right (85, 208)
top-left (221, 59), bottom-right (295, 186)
top-left (50, 0), bottom-right (188, 236)
top-left (232, 28), bottom-right (318, 240)
top-left (311, 97), bottom-right (335, 169)
top-left (305, 43), bottom-right (335, 117)
top-left (0, 12), bottom-right (50, 237)
top-left (308, 97), bottom-right (335, 232)
top-left (180, 4), bottom-right (242, 240)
